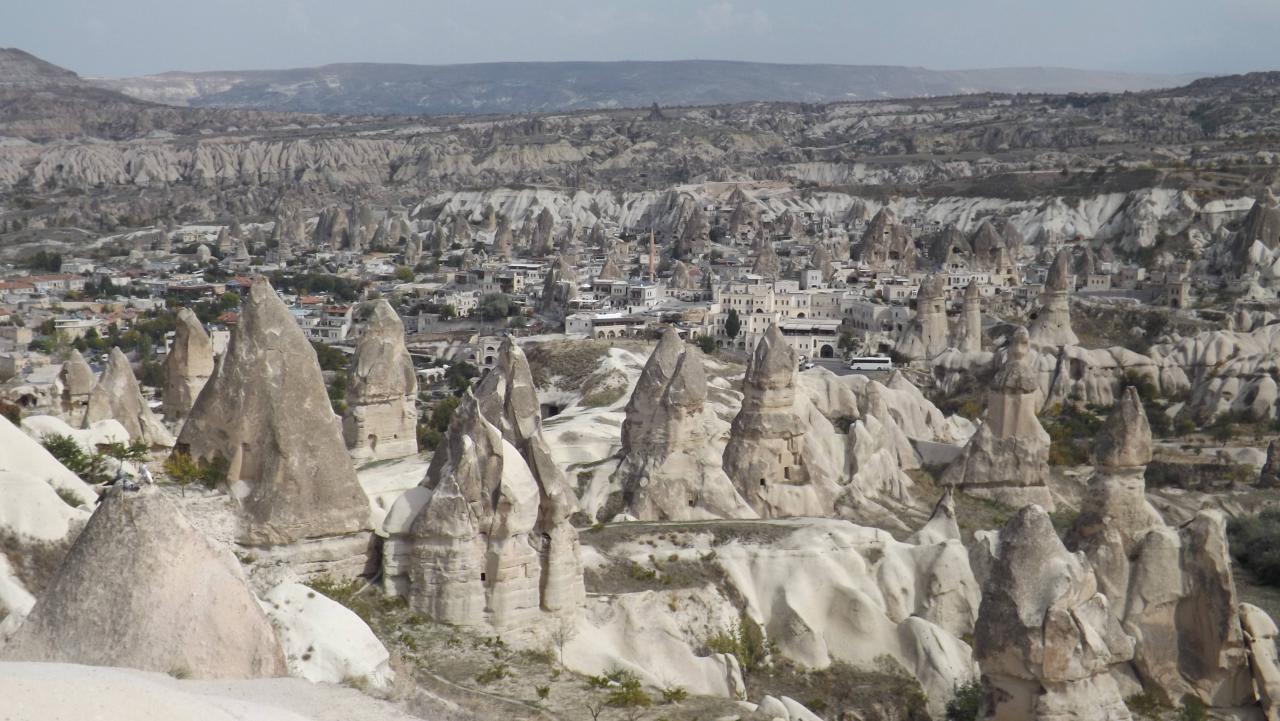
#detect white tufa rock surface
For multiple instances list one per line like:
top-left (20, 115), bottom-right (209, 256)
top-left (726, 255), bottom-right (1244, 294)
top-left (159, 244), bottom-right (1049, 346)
top-left (402, 340), bottom-right (584, 631)
top-left (260, 582), bottom-right (393, 690)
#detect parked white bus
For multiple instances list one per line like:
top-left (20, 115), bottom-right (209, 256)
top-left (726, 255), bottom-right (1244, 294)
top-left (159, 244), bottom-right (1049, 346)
top-left (847, 355), bottom-right (894, 372)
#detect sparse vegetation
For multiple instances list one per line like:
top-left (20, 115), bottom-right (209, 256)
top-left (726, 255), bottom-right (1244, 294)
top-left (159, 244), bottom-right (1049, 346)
top-left (163, 452), bottom-right (228, 492)
top-left (946, 679), bottom-right (983, 721)
top-left (1228, 510), bottom-right (1280, 587)
top-left (704, 611), bottom-right (774, 674)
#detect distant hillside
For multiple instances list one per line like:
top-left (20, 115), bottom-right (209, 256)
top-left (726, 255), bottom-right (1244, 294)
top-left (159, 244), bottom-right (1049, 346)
top-left (91, 60), bottom-right (1204, 116)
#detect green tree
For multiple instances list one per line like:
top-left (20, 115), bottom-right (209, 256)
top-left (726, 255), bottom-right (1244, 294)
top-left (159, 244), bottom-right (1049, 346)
top-left (478, 293), bottom-right (511, 321)
top-left (219, 292), bottom-right (241, 310)
top-left (724, 308), bottom-right (741, 340)
top-left (394, 266), bottom-right (415, 282)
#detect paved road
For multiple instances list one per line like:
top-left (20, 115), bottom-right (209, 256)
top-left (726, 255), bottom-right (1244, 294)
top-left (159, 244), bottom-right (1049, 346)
top-left (807, 358), bottom-right (893, 379)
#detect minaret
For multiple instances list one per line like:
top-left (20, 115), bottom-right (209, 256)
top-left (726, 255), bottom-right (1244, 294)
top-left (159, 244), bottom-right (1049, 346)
top-left (648, 230), bottom-right (657, 282)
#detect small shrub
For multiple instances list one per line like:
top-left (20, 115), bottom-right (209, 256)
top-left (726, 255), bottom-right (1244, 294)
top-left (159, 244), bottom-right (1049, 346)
top-left (1126, 691), bottom-right (1170, 720)
top-left (606, 671), bottom-right (651, 708)
top-left (946, 680), bottom-right (982, 721)
top-left (169, 666), bottom-right (191, 680)
top-left (476, 661), bottom-right (510, 685)
top-left (1178, 694), bottom-right (1208, 721)
top-left (661, 686), bottom-right (688, 704)
top-left (704, 611), bottom-right (774, 673)
top-left (535, 685), bottom-right (550, 701)
top-left (53, 486), bottom-right (83, 507)
top-left (342, 675), bottom-right (370, 692)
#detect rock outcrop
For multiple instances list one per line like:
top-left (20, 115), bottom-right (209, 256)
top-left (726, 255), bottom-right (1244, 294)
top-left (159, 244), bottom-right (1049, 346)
top-left (162, 308), bottom-right (214, 422)
top-left (612, 330), bottom-right (755, 520)
top-left (975, 504), bottom-right (1135, 720)
top-left (2, 487), bottom-right (287, 679)
top-left (1028, 250), bottom-right (1079, 347)
top-left (1261, 440), bottom-right (1280, 488)
top-left (343, 301), bottom-right (418, 462)
top-left (178, 278), bottom-right (371, 558)
top-left (541, 255), bottom-right (577, 316)
top-left (722, 324), bottom-right (910, 522)
top-left (941, 327), bottom-right (1053, 509)
top-left (471, 338), bottom-right (584, 615)
top-left (58, 351), bottom-right (94, 423)
top-left (1067, 387), bottom-right (1257, 709)
top-left (958, 280), bottom-right (982, 353)
top-left (399, 338), bottom-right (583, 629)
top-left (84, 347), bottom-right (173, 448)
top-left (897, 273), bottom-right (949, 361)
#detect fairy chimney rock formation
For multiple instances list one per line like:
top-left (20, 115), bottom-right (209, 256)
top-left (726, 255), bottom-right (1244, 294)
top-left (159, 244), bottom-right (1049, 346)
top-left (898, 273), bottom-right (950, 361)
top-left (178, 277), bottom-right (372, 558)
top-left (723, 324), bottom-right (846, 518)
top-left (1028, 250), bottom-right (1079, 347)
top-left (941, 327), bottom-right (1052, 509)
top-left (343, 300), bottom-right (418, 462)
top-left (2, 486), bottom-right (287, 678)
top-left (959, 280), bottom-right (983, 353)
top-left (974, 505), bottom-right (1136, 721)
top-left (84, 347), bottom-right (174, 448)
top-left (401, 338), bottom-right (584, 628)
top-left (613, 330), bottom-right (754, 520)
top-left (59, 350), bottom-right (94, 422)
top-left (163, 308), bottom-right (214, 422)
top-left (471, 337), bottom-right (584, 614)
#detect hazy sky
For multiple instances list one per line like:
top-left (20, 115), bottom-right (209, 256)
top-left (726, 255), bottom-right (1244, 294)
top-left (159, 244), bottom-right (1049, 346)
top-left (4, 0), bottom-right (1278, 77)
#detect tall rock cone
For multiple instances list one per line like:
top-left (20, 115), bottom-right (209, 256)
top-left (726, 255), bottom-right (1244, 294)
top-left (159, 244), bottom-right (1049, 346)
top-left (723, 324), bottom-right (845, 517)
top-left (59, 350), bottom-right (94, 422)
top-left (472, 337), bottom-right (584, 613)
top-left (975, 505), bottom-right (1136, 721)
top-left (1068, 387), bottom-right (1163, 606)
top-left (619, 328), bottom-right (684, 452)
top-left (2, 487), bottom-right (287, 679)
top-left (84, 347), bottom-right (174, 448)
top-left (343, 300), bottom-right (418, 462)
top-left (1028, 250), bottom-right (1078, 347)
top-left (897, 273), bottom-right (949, 361)
top-left (612, 335), bottom-right (755, 521)
top-left (941, 327), bottom-right (1052, 509)
top-left (178, 277), bottom-right (371, 549)
top-left (408, 390), bottom-right (543, 630)
top-left (163, 308), bottom-right (214, 422)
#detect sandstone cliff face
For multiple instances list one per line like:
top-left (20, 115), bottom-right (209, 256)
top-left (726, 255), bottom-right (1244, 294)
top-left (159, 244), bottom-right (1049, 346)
top-left (2, 487), bottom-right (287, 679)
top-left (941, 328), bottom-right (1052, 509)
top-left (343, 300), bottom-right (418, 462)
top-left (84, 347), bottom-right (174, 448)
top-left (975, 505), bottom-right (1135, 721)
top-left (178, 277), bottom-right (371, 548)
top-left (613, 329), bottom-right (755, 521)
top-left (163, 308), bottom-right (214, 422)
